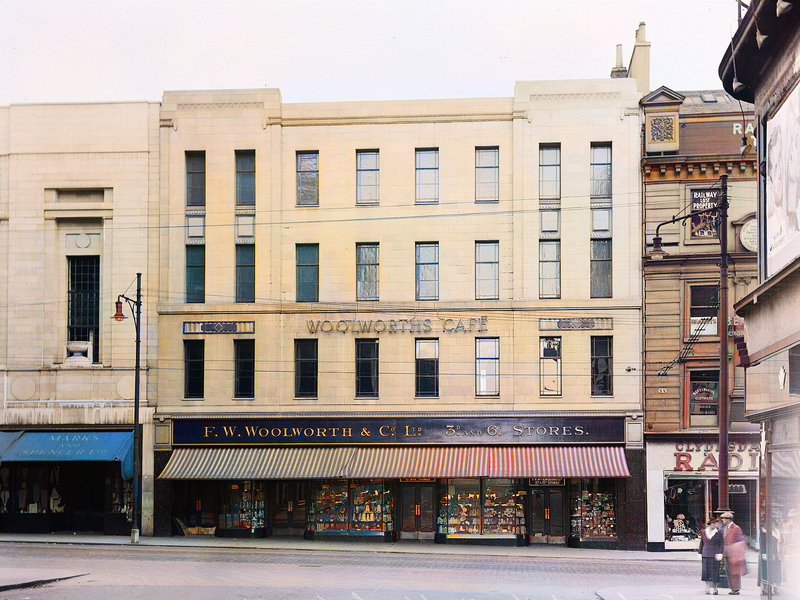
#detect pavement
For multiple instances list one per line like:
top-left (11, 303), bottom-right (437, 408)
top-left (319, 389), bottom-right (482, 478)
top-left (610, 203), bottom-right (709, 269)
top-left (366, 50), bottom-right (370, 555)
top-left (0, 532), bottom-right (763, 599)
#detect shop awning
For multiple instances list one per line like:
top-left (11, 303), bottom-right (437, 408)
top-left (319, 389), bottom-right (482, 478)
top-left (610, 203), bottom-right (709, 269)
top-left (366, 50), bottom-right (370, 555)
top-left (0, 432), bottom-right (22, 461)
top-left (160, 445), bottom-right (630, 480)
top-left (1, 432), bottom-right (134, 480)
top-left (158, 447), bottom-right (356, 480)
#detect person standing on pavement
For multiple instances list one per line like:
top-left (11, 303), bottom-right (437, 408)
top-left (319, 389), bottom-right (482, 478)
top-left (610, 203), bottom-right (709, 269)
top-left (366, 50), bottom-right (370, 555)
top-left (720, 511), bottom-right (747, 595)
top-left (699, 516), bottom-right (723, 595)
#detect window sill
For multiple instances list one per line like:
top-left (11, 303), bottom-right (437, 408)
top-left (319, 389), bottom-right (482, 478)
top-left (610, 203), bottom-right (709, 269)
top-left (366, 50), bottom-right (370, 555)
top-left (415, 396), bottom-right (439, 400)
top-left (296, 203), bottom-right (320, 208)
top-left (232, 397), bottom-right (255, 401)
top-left (590, 394), bottom-right (614, 398)
top-left (476, 395), bottom-right (501, 399)
top-left (183, 398), bottom-right (205, 402)
top-left (355, 396), bottom-right (379, 400)
top-left (294, 396), bottom-right (318, 400)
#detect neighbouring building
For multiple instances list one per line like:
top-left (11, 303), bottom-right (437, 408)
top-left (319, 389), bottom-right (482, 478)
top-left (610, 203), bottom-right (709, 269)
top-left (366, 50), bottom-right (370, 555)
top-left (0, 103), bottom-right (159, 535)
top-left (640, 87), bottom-right (759, 551)
top-left (151, 27), bottom-right (651, 548)
top-left (720, 2), bottom-right (800, 597)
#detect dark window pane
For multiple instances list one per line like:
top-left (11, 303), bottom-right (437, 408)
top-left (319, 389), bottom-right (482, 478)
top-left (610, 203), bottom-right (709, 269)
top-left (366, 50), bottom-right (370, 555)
top-left (236, 150), bottom-right (255, 206)
top-left (296, 244), bottom-right (319, 302)
top-left (295, 339), bottom-right (318, 397)
top-left (789, 345), bottom-right (800, 395)
top-left (356, 339), bottom-right (379, 397)
top-left (416, 339), bottom-right (439, 397)
top-left (236, 244), bottom-right (255, 303)
top-left (186, 245), bottom-right (205, 303)
top-left (590, 240), bottom-right (612, 298)
top-left (184, 340), bottom-right (205, 398)
top-left (68, 255), bottom-right (100, 362)
top-left (234, 339), bottom-right (255, 398)
top-left (186, 151), bottom-right (206, 207)
top-left (591, 336), bottom-right (613, 396)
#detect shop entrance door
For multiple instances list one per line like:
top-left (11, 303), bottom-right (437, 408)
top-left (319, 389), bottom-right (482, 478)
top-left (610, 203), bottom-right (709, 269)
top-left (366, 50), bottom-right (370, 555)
top-left (399, 483), bottom-right (435, 540)
top-left (273, 481), bottom-right (306, 535)
top-left (530, 488), bottom-right (565, 543)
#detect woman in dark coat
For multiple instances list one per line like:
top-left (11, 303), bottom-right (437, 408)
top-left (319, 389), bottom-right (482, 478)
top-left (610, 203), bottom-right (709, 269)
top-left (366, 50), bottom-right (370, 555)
top-left (699, 516), bottom-right (724, 595)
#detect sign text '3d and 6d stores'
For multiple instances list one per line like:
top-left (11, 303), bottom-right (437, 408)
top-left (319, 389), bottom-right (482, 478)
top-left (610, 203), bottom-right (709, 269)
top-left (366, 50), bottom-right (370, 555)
top-left (171, 417), bottom-right (625, 446)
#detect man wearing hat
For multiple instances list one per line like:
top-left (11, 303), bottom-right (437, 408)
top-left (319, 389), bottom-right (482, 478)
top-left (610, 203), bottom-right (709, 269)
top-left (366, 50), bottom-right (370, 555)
top-left (720, 511), bottom-right (746, 595)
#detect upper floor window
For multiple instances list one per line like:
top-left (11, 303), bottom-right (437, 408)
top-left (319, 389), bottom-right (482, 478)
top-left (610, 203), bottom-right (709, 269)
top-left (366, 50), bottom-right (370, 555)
top-left (67, 255), bottom-right (100, 363)
top-left (296, 151), bottom-right (319, 206)
top-left (415, 148), bottom-right (439, 204)
top-left (415, 338), bottom-right (439, 397)
top-left (789, 344), bottom-right (800, 395)
top-left (475, 147), bottom-right (499, 203)
top-left (186, 151), bottom-right (206, 207)
top-left (296, 244), bottom-right (319, 302)
top-left (539, 337), bottom-right (562, 396)
top-left (540, 208), bottom-right (561, 299)
top-left (234, 339), bottom-right (255, 399)
top-left (235, 244), bottom-right (255, 303)
top-left (356, 150), bottom-right (380, 205)
top-left (475, 241), bottom-right (499, 300)
top-left (415, 242), bottom-right (439, 301)
top-left (356, 243), bottom-right (379, 301)
top-left (591, 336), bottom-right (613, 396)
top-left (236, 150), bottom-right (256, 206)
top-left (689, 285), bottom-right (719, 337)
top-left (184, 340), bottom-right (205, 399)
top-left (185, 245), bottom-right (205, 304)
top-left (590, 143), bottom-right (612, 198)
top-left (539, 145), bottom-right (560, 200)
top-left (688, 369), bottom-right (719, 427)
top-left (476, 337), bottom-right (500, 396)
top-left (295, 339), bottom-right (318, 398)
top-left (355, 339), bottom-right (379, 398)
top-left (590, 240), bottom-right (612, 298)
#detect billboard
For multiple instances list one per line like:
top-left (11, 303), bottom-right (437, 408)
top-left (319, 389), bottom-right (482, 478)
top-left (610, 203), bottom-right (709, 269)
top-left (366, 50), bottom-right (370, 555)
top-left (767, 82), bottom-right (800, 277)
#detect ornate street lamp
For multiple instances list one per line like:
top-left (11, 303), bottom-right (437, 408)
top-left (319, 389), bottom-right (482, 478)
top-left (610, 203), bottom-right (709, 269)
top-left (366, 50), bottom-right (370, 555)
top-left (649, 174), bottom-right (732, 515)
top-left (112, 272), bottom-right (143, 543)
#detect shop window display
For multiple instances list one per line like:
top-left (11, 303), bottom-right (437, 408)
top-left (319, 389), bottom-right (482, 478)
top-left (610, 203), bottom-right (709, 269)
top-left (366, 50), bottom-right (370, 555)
top-left (439, 478), bottom-right (523, 537)
top-left (570, 479), bottom-right (617, 542)
top-left (664, 478), bottom-right (703, 541)
top-left (482, 479), bottom-right (519, 534)
top-left (219, 480), bottom-right (265, 535)
top-left (308, 480), bottom-right (393, 536)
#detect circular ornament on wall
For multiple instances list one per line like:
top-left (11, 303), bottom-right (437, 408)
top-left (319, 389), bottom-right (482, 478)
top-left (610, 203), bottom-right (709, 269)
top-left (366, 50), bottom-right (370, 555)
top-left (116, 376), bottom-right (135, 400)
top-left (740, 219), bottom-right (758, 253)
top-left (11, 377), bottom-right (36, 400)
top-left (75, 233), bottom-right (91, 249)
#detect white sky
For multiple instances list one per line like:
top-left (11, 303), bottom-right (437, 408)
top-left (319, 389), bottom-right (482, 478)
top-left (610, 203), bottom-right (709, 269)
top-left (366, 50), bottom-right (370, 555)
top-left (0, 0), bottom-right (742, 106)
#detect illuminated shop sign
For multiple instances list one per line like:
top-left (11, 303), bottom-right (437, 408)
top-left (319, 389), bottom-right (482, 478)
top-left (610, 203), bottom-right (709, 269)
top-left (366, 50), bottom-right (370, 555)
top-left (172, 416), bottom-right (625, 446)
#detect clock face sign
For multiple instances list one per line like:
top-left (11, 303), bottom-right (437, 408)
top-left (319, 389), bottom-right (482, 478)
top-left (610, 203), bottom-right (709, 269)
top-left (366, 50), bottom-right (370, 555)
top-left (740, 219), bottom-right (758, 253)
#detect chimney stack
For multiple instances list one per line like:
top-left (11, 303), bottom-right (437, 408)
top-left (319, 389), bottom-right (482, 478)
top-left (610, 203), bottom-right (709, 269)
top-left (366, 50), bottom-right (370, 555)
top-left (610, 44), bottom-right (628, 78)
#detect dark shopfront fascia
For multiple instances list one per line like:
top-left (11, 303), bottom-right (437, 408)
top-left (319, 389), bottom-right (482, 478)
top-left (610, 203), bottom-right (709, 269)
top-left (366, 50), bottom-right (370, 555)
top-left (154, 415), bottom-right (646, 549)
top-left (0, 430), bottom-right (135, 535)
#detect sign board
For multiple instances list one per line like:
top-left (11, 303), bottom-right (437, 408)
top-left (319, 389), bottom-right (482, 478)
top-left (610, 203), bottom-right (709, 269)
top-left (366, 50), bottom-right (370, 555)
top-left (690, 189), bottom-right (720, 239)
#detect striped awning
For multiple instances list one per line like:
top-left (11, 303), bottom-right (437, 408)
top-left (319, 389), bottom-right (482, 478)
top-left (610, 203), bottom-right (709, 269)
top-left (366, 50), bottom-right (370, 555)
top-left (158, 447), bottom-right (356, 480)
top-left (159, 445), bottom-right (629, 480)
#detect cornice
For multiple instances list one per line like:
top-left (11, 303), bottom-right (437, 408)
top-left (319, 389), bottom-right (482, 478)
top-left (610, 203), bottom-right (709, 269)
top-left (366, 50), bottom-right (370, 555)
top-left (643, 157), bottom-right (757, 182)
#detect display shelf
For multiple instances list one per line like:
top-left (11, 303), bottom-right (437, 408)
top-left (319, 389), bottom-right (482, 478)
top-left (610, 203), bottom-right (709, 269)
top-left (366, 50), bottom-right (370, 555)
top-left (570, 492), bottom-right (616, 540)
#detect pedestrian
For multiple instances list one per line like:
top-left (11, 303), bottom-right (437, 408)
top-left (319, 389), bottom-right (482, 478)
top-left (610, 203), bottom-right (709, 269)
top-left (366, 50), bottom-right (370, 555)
top-left (720, 511), bottom-right (747, 595)
top-left (699, 516), bottom-right (724, 595)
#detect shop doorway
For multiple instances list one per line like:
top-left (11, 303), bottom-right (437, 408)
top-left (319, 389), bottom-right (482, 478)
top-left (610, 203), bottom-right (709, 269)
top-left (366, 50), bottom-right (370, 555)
top-left (529, 487), bottom-right (565, 544)
top-left (399, 482), bottom-right (435, 540)
top-left (272, 481), bottom-right (306, 536)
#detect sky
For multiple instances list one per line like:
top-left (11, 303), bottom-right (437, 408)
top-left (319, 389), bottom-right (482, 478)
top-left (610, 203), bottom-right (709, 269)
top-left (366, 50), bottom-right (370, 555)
top-left (0, 0), bottom-right (743, 106)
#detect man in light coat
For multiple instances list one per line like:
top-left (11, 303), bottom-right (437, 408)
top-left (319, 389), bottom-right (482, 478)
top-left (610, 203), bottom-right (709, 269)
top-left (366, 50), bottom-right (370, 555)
top-left (720, 511), bottom-right (747, 595)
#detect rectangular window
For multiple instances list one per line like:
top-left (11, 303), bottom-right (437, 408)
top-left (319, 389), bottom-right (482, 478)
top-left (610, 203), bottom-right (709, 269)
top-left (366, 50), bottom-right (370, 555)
top-left (476, 337), bottom-right (500, 396)
top-left (475, 241), bottom-right (499, 300)
top-left (185, 245), bottom-right (205, 303)
top-left (475, 147), bottom-right (499, 202)
top-left (415, 339), bottom-right (439, 397)
top-left (296, 244), bottom-right (319, 302)
top-left (590, 239), bottom-right (612, 298)
top-left (186, 151), bottom-right (206, 207)
top-left (356, 150), bottom-right (380, 205)
top-left (689, 370), bottom-right (719, 427)
top-left (295, 339), bottom-right (318, 398)
top-left (415, 242), bottom-right (439, 301)
top-left (591, 336), bottom-right (613, 396)
top-left (355, 339), bottom-right (379, 397)
top-left (539, 337), bottom-right (562, 396)
top-left (592, 208), bottom-right (612, 235)
top-left (789, 344), bottom-right (800, 395)
top-left (590, 143), bottom-right (612, 198)
top-left (539, 145), bottom-right (560, 199)
top-left (236, 150), bottom-right (256, 206)
top-left (539, 241), bottom-right (561, 299)
top-left (184, 340), bottom-right (205, 399)
top-left (356, 243), bottom-right (379, 301)
top-left (67, 255), bottom-right (100, 363)
top-left (296, 151), bottom-right (319, 206)
top-left (415, 148), bottom-right (439, 204)
top-left (236, 244), bottom-right (255, 303)
top-left (234, 339), bottom-right (255, 399)
top-left (689, 285), bottom-right (719, 337)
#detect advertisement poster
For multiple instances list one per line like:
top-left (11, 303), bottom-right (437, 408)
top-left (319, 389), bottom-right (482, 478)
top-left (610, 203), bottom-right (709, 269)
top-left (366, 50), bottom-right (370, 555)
top-left (767, 82), bottom-right (800, 277)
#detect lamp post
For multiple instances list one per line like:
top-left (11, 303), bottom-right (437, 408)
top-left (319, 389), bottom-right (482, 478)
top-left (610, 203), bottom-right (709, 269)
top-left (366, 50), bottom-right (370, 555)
top-left (650, 174), bottom-right (731, 515)
top-left (113, 272), bottom-right (143, 543)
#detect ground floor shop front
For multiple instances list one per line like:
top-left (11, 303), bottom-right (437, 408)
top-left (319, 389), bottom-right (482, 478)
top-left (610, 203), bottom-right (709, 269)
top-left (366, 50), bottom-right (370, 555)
top-left (0, 430), bottom-right (135, 535)
top-left (645, 434), bottom-right (760, 552)
top-left (153, 415), bottom-right (646, 549)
